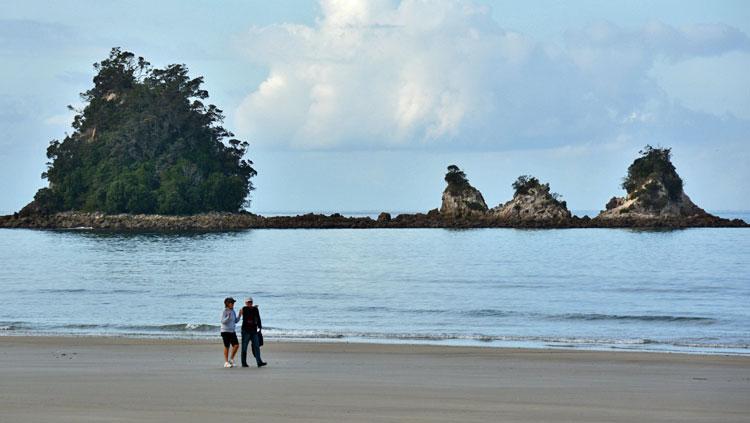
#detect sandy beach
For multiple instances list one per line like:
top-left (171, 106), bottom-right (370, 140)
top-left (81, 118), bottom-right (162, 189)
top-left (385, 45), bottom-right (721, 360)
top-left (0, 337), bottom-right (748, 422)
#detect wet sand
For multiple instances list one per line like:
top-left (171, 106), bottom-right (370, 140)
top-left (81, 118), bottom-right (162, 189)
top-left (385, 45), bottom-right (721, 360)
top-left (1, 336), bottom-right (748, 422)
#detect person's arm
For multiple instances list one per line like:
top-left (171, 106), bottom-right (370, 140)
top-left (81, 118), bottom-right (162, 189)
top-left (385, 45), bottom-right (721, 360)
top-left (255, 306), bottom-right (262, 330)
top-left (221, 309), bottom-right (230, 325)
top-left (235, 309), bottom-right (240, 324)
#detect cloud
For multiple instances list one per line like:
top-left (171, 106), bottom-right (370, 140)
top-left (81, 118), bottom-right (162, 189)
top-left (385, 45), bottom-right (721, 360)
top-left (235, 0), bottom-right (750, 150)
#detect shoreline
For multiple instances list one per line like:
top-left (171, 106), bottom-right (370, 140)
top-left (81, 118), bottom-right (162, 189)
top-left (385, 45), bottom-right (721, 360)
top-left (3, 334), bottom-right (750, 357)
top-left (2, 336), bottom-right (748, 422)
top-left (1, 210), bottom-right (748, 231)
top-left (2, 333), bottom-right (747, 357)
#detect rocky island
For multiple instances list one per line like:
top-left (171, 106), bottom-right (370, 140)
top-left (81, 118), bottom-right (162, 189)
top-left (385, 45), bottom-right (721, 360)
top-left (0, 49), bottom-right (746, 231)
top-left (2, 150), bottom-right (745, 230)
top-left (593, 146), bottom-right (727, 227)
top-left (490, 175), bottom-right (571, 224)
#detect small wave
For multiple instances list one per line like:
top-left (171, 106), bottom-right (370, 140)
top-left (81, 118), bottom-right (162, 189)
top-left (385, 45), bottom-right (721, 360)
top-left (269, 330), bottom-right (345, 339)
top-left (61, 324), bottom-right (104, 329)
top-left (463, 309), bottom-right (514, 317)
top-left (345, 306), bottom-right (444, 315)
top-left (346, 306), bottom-right (392, 313)
top-left (671, 341), bottom-right (750, 349)
top-left (409, 308), bottom-right (444, 314)
top-left (263, 330), bottom-right (745, 350)
top-left (0, 321), bottom-right (28, 331)
top-left (552, 313), bottom-right (716, 323)
top-left (123, 323), bottom-right (219, 332)
top-left (39, 288), bottom-right (88, 294)
top-left (614, 287), bottom-right (721, 294)
top-left (111, 289), bottom-right (146, 294)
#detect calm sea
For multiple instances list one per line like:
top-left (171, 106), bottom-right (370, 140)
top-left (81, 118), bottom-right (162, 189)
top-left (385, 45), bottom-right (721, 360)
top-left (1, 211), bottom-right (748, 355)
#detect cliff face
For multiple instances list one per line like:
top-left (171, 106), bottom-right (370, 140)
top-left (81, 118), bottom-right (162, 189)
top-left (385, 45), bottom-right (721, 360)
top-left (440, 186), bottom-right (488, 218)
top-left (490, 176), bottom-right (571, 222)
top-left (597, 178), bottom-right (706, 220)
top-left (596, 146), bottom-right (712, 222)
top-left (439, 165), bottom-right (489, 218)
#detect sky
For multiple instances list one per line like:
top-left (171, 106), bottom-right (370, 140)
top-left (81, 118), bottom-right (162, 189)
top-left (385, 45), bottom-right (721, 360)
top-left (1, 0), bottom-right (749, 214)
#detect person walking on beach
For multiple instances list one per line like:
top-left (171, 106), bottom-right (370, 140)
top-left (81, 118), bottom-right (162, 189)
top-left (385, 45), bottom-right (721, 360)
top-left (239, 297), bottom-right (267, 368)
top-left (220, 297), bottom-right (240, 368)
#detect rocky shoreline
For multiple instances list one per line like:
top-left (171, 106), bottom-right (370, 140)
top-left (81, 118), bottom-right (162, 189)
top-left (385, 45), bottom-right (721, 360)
top-left (0, 210), bottom-right (746, 231)
top-left (4, 146), bottom-right (747, 231)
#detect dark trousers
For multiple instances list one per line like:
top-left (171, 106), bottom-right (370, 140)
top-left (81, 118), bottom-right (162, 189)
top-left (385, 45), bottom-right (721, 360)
top-left (241, 330), bottom-right (262, 366)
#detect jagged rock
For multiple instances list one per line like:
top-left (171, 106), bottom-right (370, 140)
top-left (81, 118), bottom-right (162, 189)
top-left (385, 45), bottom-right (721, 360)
top-left (490, 175), bottom-right (571, 222)
top-left (439, 165), bottom-right (488, 218)
top-left (0, 208), bottom-right (745, 230)
top-left (597, 146), bottom-right (715, 222)
top-left (2, 149), bottom-right (747, 230)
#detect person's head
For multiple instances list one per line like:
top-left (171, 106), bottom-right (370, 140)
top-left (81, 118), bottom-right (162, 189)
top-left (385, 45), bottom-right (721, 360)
top-left (245, 297), bottom-right (253, 306)
top-left (224, 297), bottom-right (236, 308)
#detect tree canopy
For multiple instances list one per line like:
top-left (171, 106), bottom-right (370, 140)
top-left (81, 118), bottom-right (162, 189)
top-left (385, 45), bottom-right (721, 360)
top-left (32, 48), bottom-right (256, 215)
top-left (622, 145), bottom-right (683, 201)
top-left (512, 175), bottom-right (565, 205)
top-left (444, 165), bottom-right (470, 192)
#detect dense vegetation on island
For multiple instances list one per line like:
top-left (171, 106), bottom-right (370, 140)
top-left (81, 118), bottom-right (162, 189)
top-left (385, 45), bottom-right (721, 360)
top-left (511, 175), bottom-right (566, 207)
top-left (619, 145), bottom-right (683, 210)
top-left (30, 48), bottom-right (256, 215)
top-left (444, 165), bottom-right (470, 192)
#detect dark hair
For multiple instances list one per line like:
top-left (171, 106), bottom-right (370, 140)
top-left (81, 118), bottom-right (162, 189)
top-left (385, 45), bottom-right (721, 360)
top-left (224, 297), bottom-right (235, 306)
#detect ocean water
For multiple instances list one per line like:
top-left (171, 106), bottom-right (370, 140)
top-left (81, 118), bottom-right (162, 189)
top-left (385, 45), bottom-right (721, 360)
top-left (1, 214), bottom-right (749, 355)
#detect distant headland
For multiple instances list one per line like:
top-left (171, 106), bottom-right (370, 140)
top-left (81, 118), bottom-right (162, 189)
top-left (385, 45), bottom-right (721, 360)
top-left (0, 49), bottom-right (746, 230)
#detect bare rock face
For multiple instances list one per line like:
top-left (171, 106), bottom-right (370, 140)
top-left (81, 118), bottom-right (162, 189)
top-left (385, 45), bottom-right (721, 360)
top-left (597, 179), bottom-right (706, 220)
top-left (596, 146), bottom-right (711, 222)
top-left (439, 165), bottom-right (488, 218)
top-left (377, 212), bottom-right (391, 222)
top-left (490, 175), bottom-right (571, 222)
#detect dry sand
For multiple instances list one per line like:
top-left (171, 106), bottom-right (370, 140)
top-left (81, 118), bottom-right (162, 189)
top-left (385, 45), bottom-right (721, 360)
top-left (0, 336), bottom-right (748, 422)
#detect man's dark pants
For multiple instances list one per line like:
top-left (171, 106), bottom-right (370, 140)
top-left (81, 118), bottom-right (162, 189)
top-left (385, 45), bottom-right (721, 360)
top-left (241, 330), bottom-right (263, 366)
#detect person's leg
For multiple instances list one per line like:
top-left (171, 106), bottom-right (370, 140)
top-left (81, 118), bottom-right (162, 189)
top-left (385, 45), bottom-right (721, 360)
top-left (231, 343), bottom-right (239, 362)
top-left (221, 332), bottom-right (231, 367)
top-left (230, 332), bottom-right (239, 363)
top-left (250, 332), bottom-right (265, 366)
top-left (221, 333), bottom-right (230, 365)
top-left (240, 330), bottom-right (251, 366)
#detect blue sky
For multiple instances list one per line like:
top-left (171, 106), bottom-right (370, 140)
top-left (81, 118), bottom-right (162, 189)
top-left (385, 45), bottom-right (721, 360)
top-left (1, 0), bottom-right (749, 214)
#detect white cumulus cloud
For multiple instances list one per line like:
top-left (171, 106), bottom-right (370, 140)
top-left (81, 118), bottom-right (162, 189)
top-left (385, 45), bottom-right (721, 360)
top-left (235, 0), bottom-right (750, 150)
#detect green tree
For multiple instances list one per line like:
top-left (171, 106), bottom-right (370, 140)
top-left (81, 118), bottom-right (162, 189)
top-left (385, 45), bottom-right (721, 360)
top-left (33, 48), bottom-right (256, 215)
top-left (444, 165), bottom-right (470, 192)
top-left (622, 145), bottom-right (683, 200)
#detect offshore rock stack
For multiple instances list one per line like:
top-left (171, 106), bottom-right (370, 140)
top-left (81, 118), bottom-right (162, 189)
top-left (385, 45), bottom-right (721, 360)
top-left (439, 165), bottom-right (489, 218)
top-left (489, 175), bottom-right (572, 224)
top-left (1, 147), bottom-right (747, 230)
top-left (595, 146), bottom-right (716, 225)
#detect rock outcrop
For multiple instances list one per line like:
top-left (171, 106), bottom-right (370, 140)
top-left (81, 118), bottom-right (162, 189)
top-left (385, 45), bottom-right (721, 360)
top-left (490, 175), bottom-right (571, 222)
top-left (2, 149), bottom-right (747, 230)
top-left (596, 146), bottom-right (717, 223)
top-left (2, 209), bottom-right (745, 230)
top-left (439, 165), bottom-right (488, 218)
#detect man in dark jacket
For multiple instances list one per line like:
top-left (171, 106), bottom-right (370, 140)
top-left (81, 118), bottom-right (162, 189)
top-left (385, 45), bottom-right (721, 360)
top-left (239, 297), bottom-right (267, 368)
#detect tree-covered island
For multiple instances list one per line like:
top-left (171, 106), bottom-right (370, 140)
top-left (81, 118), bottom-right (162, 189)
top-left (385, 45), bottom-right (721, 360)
top-left (1, 50), bottom-right (746, 230)
top-left (26, 48), bottom-right (256, 215)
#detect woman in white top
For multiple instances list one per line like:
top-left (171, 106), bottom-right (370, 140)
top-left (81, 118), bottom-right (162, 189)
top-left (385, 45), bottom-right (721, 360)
top-left (220, 297), bottom-right (240, 367)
